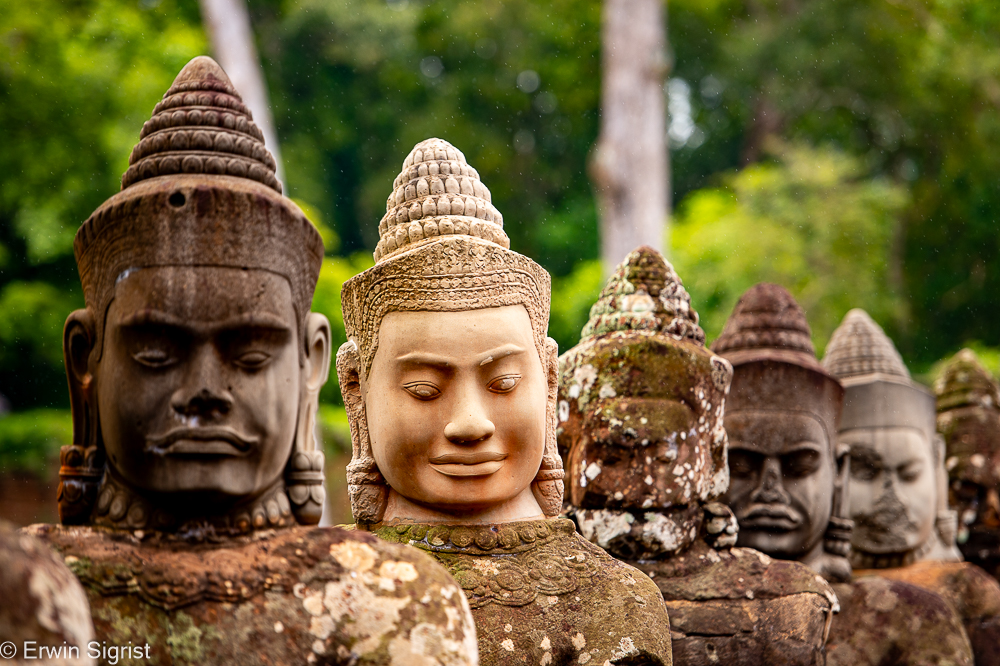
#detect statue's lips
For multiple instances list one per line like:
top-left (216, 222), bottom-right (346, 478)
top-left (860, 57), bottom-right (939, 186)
top-left (739, 504), bottom-right (802, 531)
top-left (429, 452), bottom-right (507, 477)
top-left (146, 428), bottom-right (256, 457)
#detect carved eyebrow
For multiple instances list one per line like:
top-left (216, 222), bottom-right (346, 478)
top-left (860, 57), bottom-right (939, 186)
top-left (395, 345), bottom-right (527, 369)
top-left (119, 310), bottom-right (291, 332)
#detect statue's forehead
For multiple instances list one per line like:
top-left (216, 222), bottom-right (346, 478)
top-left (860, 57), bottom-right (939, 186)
top-left (376, 305), bottom-right (535, 357)
top-left (725, 410), bottom-right (829, 453)
top-left (841, 427), bottom-right (930, 462)
top-left (110, 265), bottom-right (295, 324)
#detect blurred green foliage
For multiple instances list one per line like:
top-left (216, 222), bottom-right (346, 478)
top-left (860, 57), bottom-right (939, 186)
top-left (2, 0), bottom-right (1000, 474)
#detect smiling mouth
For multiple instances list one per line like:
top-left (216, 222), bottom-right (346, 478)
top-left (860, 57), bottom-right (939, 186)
top-left (429, 452), bottom-right (507, 477)
top-left (146, 427), bottom-right (256, 457)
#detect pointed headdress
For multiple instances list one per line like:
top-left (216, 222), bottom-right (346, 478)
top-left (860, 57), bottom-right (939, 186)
top-left (338, 138), bottom-right (562, 524)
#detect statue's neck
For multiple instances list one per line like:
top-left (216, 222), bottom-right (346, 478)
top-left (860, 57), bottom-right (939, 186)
top-left (380, 487), bottom-right (545, 526)
top-left (89, 469), bottom-right (297, 539)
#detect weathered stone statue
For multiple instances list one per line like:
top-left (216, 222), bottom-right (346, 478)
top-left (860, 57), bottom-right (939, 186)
top-left (715, 285), bottom-right (976, 665)
top-left (559, 252), bottom-right (836, 666)
top-left (338, 140), bottom-right (672, 665)
top-left (25, 57), bottom-right (479, 665)
top-left (825, 309), bottom-right (1000, 665)
top-left (0, 519), bottom-right (95, 666)
top-left (936, 349), bottom-right (1000, 582)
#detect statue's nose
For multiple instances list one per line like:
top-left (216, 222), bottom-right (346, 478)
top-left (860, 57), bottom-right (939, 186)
top-left (443, 382), bottom-right (496, 445)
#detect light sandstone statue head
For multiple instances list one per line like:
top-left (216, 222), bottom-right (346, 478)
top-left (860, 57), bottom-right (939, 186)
top-left (558, 247), bottom-right (735, 559)
top-left (714, 284), bottom-right (852, 582)
top-left (824, 308), bottom-right (959, 566)
top-left (936, 348), bottom-right (1000, 574)
top-left (59, 57), bottom-right (332, 532)
top-left (338, 138), bottom-right (562, 527)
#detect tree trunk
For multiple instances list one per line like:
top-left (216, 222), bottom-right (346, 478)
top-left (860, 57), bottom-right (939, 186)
top-left (590, 0), bottom-right (669, 272)
top-left (199, 0), bottom-right (284, 185)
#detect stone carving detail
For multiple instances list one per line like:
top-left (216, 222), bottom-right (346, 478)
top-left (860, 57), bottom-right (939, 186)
top-left (936, 349), bottom-right (1000, 581)
top-left (713, 283), bottom-right (852, 583)
top-left (716, 286), bottom-right (976, 666)
top-left (341, 143), bottom-right (672, 665)
top-left (378, 520), bottom-right (601, 609)
top-left (0, 520), bottom-right (96, 666)
top-left (824, 308), bottom-right (1000, 665)
top-left (560, 256), bottom-right (836, 666)
top-left (39, 56), bottom-right (480, 666)
top-left (123, 57), bottom-right (280, 193)
top-left (823, 309), bottom-right (960, 567)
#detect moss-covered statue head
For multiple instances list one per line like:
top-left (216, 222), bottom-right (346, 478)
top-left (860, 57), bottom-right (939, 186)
top-left (338, 138), bottom-right (562, 527)
top-left (59, 57), bottom-right (331, 534)
top-left (558, 247), bottom-right (735, 559)
top-left (935, 348), bottom-right (1000, 577)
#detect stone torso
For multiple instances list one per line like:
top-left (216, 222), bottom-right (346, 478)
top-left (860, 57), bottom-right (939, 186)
top-left (26, 523), bottom-right (478, 666)
top-left (855, 561), bottom-right (1000, 666)
top-left (636, 539), bottom-right (836, 666)
top-left (374, 519), bottom-right (672, 666)
top-left (826, 575), bottom-right (973, 666)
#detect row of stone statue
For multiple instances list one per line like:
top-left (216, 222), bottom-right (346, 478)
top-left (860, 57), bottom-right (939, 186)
top-left (2, 56), bottom-right (999, 666)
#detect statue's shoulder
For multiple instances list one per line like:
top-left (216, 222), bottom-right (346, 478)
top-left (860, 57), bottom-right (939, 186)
top-left (24, 523), bottom-right (479, 665)
top-left (827, 576), bottom-right (974, 666)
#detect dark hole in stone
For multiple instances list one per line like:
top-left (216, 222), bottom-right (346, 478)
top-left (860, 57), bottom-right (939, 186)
top-left (169, 192), bottom-right (186, 208)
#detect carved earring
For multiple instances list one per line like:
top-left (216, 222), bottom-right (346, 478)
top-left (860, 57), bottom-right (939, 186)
top-left (532, 337), bottom-right (565, 517)
top-left (337, 340), bottom-right (389, 526)
top-left (286, 313), bottom-right (331, 525)
top-left (59, 311), bottom-right (105, 525)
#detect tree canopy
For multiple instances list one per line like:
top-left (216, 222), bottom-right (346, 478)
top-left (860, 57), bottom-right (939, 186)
top-left (1, 0), bottom-right (998, 463)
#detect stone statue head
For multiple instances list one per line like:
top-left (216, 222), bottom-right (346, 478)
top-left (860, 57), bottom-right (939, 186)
top-left (714, 284), bottom-right (851, 582)
top-left (824, 308), bottom-right (959, 566)
top-left (558, 246), bottom-right (735, 559)
top-left (935, 348), bottom-right (1000, 574)
top-left (337, 138), bottom-right (562, 527)
top-left (58, 57), bottom-right (332, 533)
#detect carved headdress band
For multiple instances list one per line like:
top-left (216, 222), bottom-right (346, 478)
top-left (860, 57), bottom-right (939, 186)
top-left (712, 283), bottom-right (844, 445)
top-left (339, 138), bottom-right (562, 524)
top-left (74, 56), bottom-right (323, 355)
top-left (823, 309), bottom-right (934, 434)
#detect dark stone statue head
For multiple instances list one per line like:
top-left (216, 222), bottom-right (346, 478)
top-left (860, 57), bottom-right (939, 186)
top-left (713, 284), bottom-right (851, 582)
top-left (558, 247), bottom-right (736, 559)
top-left (58, 57), bottom-right (332, 534)
top-left (824, 308), bottom-right (960, 566)
top-left (936, 348), bottom-right (1000, 578)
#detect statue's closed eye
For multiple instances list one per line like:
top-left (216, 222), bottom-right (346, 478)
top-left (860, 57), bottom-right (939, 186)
top-left (404, 382), bottom-right (441, 400)
top-left (234, 351), bottom-right (271, 370)
top-left (488, 375), bottom-right (521, 393)
top-left (133, 347), bottom-right (175, 367)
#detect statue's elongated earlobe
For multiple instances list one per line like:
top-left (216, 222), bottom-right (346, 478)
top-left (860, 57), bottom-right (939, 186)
top-left (533, 337), bottom-right (565, 517)
top-left (338, 340), bottom-right (388, 525)
top-left (60, 309), bottom-right (104, 525)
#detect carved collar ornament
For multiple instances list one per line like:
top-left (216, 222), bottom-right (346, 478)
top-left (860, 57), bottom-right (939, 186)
top-left (58, 57), bottom-right (327, 533)
top-left (824, 308), bottom-right (961, 565)
top-left (337, 138), bottom-right (564, 525)
top-left (558, 247), bottom-right (735, 559)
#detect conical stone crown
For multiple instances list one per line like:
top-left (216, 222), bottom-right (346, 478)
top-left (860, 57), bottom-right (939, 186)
top-left (580, 246), bottom-right (704, 343)
top-left (711, 283), bottom-right (822, 371)
top-left (122, 56), bottom-right (281, 193)
top-left (935, 349), bottom-right (1000, 413)
top-left (823, 309), bottom-right (909, 380)
top-left (374, 138), bottom-right (508, 263)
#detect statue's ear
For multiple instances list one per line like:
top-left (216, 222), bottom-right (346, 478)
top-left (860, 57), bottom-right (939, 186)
top-left (59, 310), bottom-right (103, 524)
top-left (337, 340), bottom-right (387, 526)
top-left (534, 336), bottom-right (565, 518)
top-left (286, 312), bottom-right (332, 526)
top-left (831, 441), bottom-right (851, 519)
